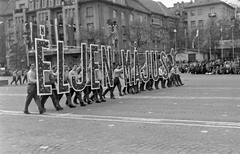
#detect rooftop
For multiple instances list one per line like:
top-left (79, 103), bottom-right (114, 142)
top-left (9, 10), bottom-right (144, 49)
top-left (184, 0), bottom-right (235, 9)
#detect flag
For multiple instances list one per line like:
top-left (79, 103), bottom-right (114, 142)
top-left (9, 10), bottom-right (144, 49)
top-left (192, 29), bottom-right (199, 48)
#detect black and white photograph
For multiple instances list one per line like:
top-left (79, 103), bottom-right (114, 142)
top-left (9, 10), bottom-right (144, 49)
top-left (1, 0), bottom-right (240, 153)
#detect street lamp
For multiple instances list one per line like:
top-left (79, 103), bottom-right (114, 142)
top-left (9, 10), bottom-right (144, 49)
top-left (174, 29), bottom-right (177, 52)
top-left (208, 12), bottom-right (216, 60)
top-left (23, 21), bottom-right (30, 66)
top-left (220, 26), bottom-right (223, 59)
top-left (231, 17), bottom-right (235, 59)
top-left (106, 19), bottom-right (117, 62)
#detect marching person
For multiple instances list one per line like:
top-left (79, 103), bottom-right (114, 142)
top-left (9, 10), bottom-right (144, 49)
top-left (40, 65), bottom-right (63, 112)
top-left (23, 63), bottom-right (45, 114)
top-left (58, 64), bottom-right (76, 108)
top-left (69, 64), bottom-right (87, 106)
top-left (83, 61), bottom-right (93, 104)
top-left (175, 65), bottom-right (184, 86)
top-left (90, 63), bottom-right (106, 102)
top-left (139, 63), bottom-right (147, 91)
top-left (112, 64), bottom-right (124, 96)
top-left (16, 70), bottom-right (22, 85)
top-left (10, 70), bottom-right (17, 85)
top-left (22, 68), bottom-right (29, 84)
top-left (102, 64), bottom-right (122, 99)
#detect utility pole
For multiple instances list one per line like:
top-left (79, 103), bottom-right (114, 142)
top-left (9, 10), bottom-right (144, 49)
top-left (231, 17), bottom-right (235, 59)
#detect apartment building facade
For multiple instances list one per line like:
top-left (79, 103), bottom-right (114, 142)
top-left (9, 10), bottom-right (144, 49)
top-left (1, 0), bottom-right (178, 69)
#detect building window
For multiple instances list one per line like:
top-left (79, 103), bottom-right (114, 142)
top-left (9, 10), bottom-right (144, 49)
top-left (36, 0), bottom-right (40, 9)
top-left (210, 7), bottom-right (215, 13)
top-left (198, 9), bottom-right (202, 15)
top-left (190, 10), bottom-right (195, 16)
top-left (42, 0), bottom-right (47, 8)
top-left (152, 18), bottom-right (160, 25)
top-left (87, 7), bottom-right (93, 17)
top-left (121, 12), bottom-right (125, 26)
top-left (56, 0), bottom-right (61, 6)
top-left (198, 20), bottom-right (203, 27)
top-left (49, 0), bottom-right (54, 7)
top-left (8, 19), bottom-right (13, 27)
top-left (73, 9), bottom-right (75, 17)
top-left (29, 1), bottom-right (34, 10)
top-left (45, 12), bottom-right (48, 21)
top-left (86, 7), bottom-right (94, 29)
top-left (113, 10), bottom-right (117, 19)
top-left (191, 21), bottom-right (196, 28)
top-left (130, 14), bottom-right (133, 22)
top-left (139, 15), bottom-right (143, 22)
top-left (19, 4), bottom-right (25, 9)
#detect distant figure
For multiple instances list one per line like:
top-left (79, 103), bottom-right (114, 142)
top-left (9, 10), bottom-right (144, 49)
top-left (16, 70), bottom-right (22, 85)
top-left (22, 68), bottom-right (29, 84)
top-left (10, 70), bottom-right (17, 85)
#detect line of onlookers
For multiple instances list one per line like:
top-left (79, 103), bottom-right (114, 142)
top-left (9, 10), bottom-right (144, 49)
top-left (177, 59), bottom-right (240, 75)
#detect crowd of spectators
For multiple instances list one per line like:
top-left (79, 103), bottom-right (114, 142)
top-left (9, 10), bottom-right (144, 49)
top-left (177, 59), bottom-right (240, 75)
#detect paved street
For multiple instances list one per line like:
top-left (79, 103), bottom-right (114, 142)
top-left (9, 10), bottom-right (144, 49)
top-left (1, 74), bottom-right (240, 154)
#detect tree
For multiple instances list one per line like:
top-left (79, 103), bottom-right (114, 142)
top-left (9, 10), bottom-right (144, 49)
top-left (82, 26), bottom-right (107, 45)
top-left (123, 20), bottom-right (155, 51)
top-left (200, 17), bottom-right (222, 59)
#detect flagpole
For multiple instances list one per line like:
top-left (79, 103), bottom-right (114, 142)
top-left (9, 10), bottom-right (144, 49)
top-left (198, 28), bottom-right (200, 54)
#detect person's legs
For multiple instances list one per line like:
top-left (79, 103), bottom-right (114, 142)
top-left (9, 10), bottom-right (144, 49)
top-left (40, 95), bottom-right (49, 111)
top-left (24, 85), bottom-right (35, 113)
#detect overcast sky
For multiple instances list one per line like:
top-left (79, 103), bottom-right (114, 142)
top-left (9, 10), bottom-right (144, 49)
top-left (154, 0), bottom-right (239, 8)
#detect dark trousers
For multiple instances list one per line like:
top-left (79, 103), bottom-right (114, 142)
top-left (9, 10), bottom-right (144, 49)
top-left (10, 76), bottom-right (17, 85)
top-left (16, 76), bottom-right (22, 85)
top-left (103, 84), bottom-right (114, 98)
top-left (90, 85), bottom-right (104, 101)
top-left (140, 81), bottom-right (145, 91)
top-left (68, 88), bottom-right (84, 105)
top-left (58, 92), bottom-right (73, 106)
top-left (155, 78), bottom-right (160, 89)
top-left (24, 84), bottom-right (42, 112)
top-left (112, 77), bottom-right (122, 95)
top-left (160, 78), bottom-right (166, 88)
top-left (41, 89), bottom-right (61, 109)
top-left (176, 74), bottom-right (183, 85)
top-left (83, 85), bottom-right (92, 102)
top-left (23, 75), bottom-right (27, 84)
top-left (167, 78), bottom-right (172, 87)
top-left (146, 78), bottom-right (153, 90)
top-left (134, 81), bottom-right (140, 93)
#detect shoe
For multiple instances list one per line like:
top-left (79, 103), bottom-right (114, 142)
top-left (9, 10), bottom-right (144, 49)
top-left (181, 83), bottom-right (184, 85)
top-left (119, 93), bottom-right (124, 96)
top-left (43, 108), bottom-right (46, 112)
top-left (87, 100), bottom-right (93, 104)
top-left (23, 111), bottom-right (31, 114)
top-left (80, 103), bottom-right (87, 106)
top-left (110, 96), bottom-right (116, 99)
top-left (68, 104), bottom-right (76, 108)
top-left (101, 99), bottom-right (106, 102)
top-left (95, 100), bottom-right (101, 103)
top-left (39, 109), bottom-right (45, 114)
top-left (73, 101), bottom-right (79, 105)
top-left (56, 107), bottom-right (63, 111)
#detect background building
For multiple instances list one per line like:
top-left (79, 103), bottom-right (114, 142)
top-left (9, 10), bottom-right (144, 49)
top-left (0, 0), bottom-right (181, 69)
